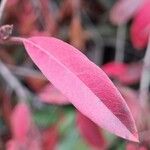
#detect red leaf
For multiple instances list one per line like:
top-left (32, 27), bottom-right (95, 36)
top-left (130, 0), bottom-right (150, 49)
top-left (119, 62), bottom-right (142, 85)
top-left (38, 83), bottom-right (69, 104)
top-left (76, 111), bottom-right (106, 149)
top-left (102, 62), bottom-right (142, 85)
top-left (126, 143), bottom-right (148, 150)
top-left (42, 127), bottom-right (59, 150)
top-left (110, 0), bottom-right (146, 25)
top-left (102, 62), bottom-right (127, 78)
top-left (8, 103), bottom-right (42, 150)
top-left (20, 36), bottom-right (138, 141)
top-left (10, 102), bottom-right (31, 141)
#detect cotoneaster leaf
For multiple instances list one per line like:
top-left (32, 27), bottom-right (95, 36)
top-left (17, 36), bottom-right (138, 142)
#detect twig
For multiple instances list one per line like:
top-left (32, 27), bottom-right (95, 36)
top-left (87, 28), bottom-right (104, 65)
top-left (82, 10), bottom-right (104, 65)
top-left (7, 64), bottom-right (45, 79)
top-left (115, 24), bottom-right (127, 62)
top-left (30, 0), bottom-right (45, 29)
top-left (139, 37), bottom-right (150, 108)
top-left (0, 0), bottom-right (27, 101)
top-left (0, 60), bottom-right (27, 101)
top-left (0, 0), bottom-right (7, 23)
top-left (0, 59), bottom-right (44, 106)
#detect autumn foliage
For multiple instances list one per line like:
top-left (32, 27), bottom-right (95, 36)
top-left (0, 0), bottom-right (150, 150)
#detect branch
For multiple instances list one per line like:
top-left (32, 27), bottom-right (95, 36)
top-left (0, 60), bottom-right (27, 101)
top-left (139, 37), bottom-right (150, 108)
top-left (0, 0), bottom-right (7, 23)
top-left (7, 64), bottom-right (45, 79)
top-left (115, 24), bottom-right (127, 62)
top-left (0, 0), bottom-right (27, 101)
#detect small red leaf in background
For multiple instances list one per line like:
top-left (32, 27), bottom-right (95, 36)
top-left (130, 0), bottom-right (150, 49)
top-left (10, 102), bottom-right (31, 141)
top-left (110, 0), bottom-right (146, 25)
top-left (38, 84), bottom-right (69, 105)
top-left (102, 61), bottom-right (127, 79)
top-left (76, 111), bottom-right (106, 150)
top-left (25, 76), bottom-right (47, 92)
top-left (126, 143), bottom-right (148, 150)
top-left (42, 127), bottom-right (59, 150)
top-left (119, 62), bottom-right (142, 85)
top-left (20, 36), bottom-right (138, 141)
top-left (7, 102), bottom-right (41, 150)
top-left (102, 62), bottom-right (142, 85)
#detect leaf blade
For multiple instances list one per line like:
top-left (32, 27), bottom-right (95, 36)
top-left (22, 36), bottom-right (138, 142)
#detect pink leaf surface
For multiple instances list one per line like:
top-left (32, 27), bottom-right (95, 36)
top-left (118, 86), bottom-right (140, 120)
top-left (130, 0), bottom-right (150, 49)
top-left (38, 84), bottom-right (69, 105)
top-left (20, 36), bottom-right (138, 141)
top-left (6, 140), bottom-right (18, 150)
top-left (76, 111), bottom-right (106, 149)
top-left (110, 0), bottom-right (146, 25)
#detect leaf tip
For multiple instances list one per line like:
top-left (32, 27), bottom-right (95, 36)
top-left (126, 132), bottom-right (139, 143)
